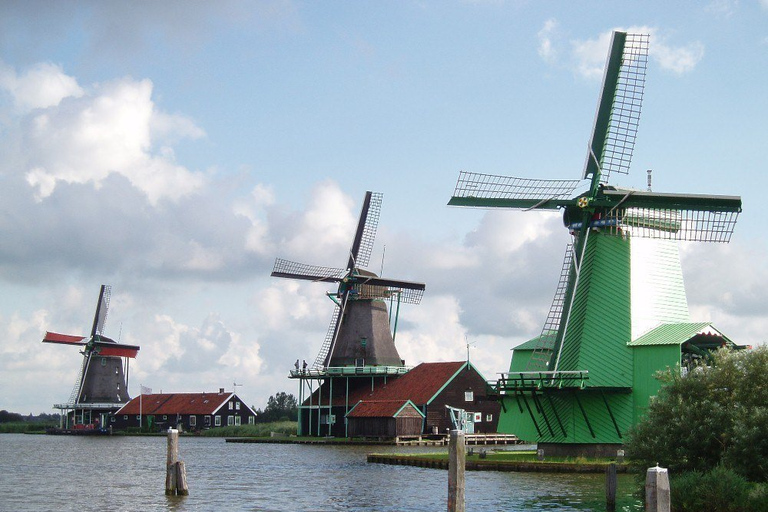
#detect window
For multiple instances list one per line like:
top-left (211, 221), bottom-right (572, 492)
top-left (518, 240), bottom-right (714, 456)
top-left (235, 416), bottom-right (241, 426)
top-left (464, 390), bottom-right (474, 402)
top-left (123, 415), bottom-right (128, 420)
top-left (235, 402), bottom-right (240, 411)
top-left (189, 416), bottom-right (196, 427)
top-left (228, 402), bottom-right (233, 410)
top-left (486, 413), bottom-right (493, 422)
top-left (204, 416), bottom-right (211, 427)
top-left (101, 358), bottom-right (106, 366)
top-left (163, 415), bottom-right (167, 420)
top-left (227, 415), bottom-right (234, 426)
top-left (248, 416), bottom-right (254, 425)
top-left (215, 415), bottom-right (221, 426)
top-left (136, 415), bottom-right (140, 420)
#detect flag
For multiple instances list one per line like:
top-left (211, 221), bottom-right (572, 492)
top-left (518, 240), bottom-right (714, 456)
top-left (141, 385), bottom-right (152, 395)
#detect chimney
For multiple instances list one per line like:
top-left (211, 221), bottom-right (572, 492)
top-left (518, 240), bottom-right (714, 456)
top-left (219, 388), bottom-right (224, 394)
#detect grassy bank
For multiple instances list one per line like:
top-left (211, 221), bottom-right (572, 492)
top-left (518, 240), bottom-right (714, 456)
top-left (0, 421), bottom-right (56, 434)
top-left (199, 421), bottom-right (297, 438)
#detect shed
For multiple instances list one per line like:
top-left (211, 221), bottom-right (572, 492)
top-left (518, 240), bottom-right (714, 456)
top-left (346, 400), bottom-right (424, 437)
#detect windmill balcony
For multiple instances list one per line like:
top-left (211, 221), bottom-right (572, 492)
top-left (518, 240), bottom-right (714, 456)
top-left (289, 365), bottom-right (411, 379)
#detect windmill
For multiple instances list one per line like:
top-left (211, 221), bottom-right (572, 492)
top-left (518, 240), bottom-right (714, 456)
top-left (43, 285), bottom-right (140, 431)
top-left (271, 191), bottom-right (425, 370)
top-left (449, 32), bottom-right (742, 453)
top-left (271, 191), bottom-right (425, 436)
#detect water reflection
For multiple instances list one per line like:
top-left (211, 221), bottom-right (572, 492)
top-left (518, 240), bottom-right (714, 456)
top-left (0, 434), bottom-right (640, 511)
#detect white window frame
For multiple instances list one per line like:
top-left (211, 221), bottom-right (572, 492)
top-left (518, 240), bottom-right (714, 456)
top-left (464, 390), bottom-right (474, 402)
top-left (215, 415), bottom-right (221, 426)
top-left (189, 415), bottom-right (196, 427)
top-left (227, 415), bottom-right (234, 426)
top-left (235, 416), bottom-right (241, 426)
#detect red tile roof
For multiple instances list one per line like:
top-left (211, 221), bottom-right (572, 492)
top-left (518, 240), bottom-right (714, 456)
top-left (368, 361), bottom-right (466, 404)
top-left (116, 392), bottom-right (242, 416)
top-left (346, 400), bottom-right (419, 418)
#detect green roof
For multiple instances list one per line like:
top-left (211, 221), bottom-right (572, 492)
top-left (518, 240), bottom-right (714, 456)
top-left (511, 332), bottom-right (557, 352)
top-left (627, 322), bottom-right (731, 347)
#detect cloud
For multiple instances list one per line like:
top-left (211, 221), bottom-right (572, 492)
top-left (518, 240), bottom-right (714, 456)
top-left (0, 61), bottom-right (83, 112)
top-left (558, 27), bottom-right (704, 80)
top-left (537, 19), bottom-right (560, 64)
top-left (14, 75), bottom-right (206, 204)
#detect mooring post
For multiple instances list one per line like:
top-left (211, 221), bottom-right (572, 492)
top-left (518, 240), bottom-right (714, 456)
top-left (448, 429), bottom-right (465, 512)
top-left (645, 465), bottom-right (670, 512)
top-left (606, 462), bottom-right (617, 511)
top-left (165, 428), bottom-right (189, 496)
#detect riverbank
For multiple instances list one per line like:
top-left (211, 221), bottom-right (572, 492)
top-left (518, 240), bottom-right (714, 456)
top-left (367, 450), bottom-right (629, 473)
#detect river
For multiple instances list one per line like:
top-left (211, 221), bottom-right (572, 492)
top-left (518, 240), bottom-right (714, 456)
top-left (0, 434), bottom-right (641, 511)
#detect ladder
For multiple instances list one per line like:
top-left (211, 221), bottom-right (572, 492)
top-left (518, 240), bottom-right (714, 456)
top-left (526, 244), bottom-right (574, 371)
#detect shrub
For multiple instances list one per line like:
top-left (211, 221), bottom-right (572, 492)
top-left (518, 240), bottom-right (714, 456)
top-left (670, 466), bottom-right (750, 512)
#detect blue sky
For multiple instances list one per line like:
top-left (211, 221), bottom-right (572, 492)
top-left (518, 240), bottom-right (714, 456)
top-left (1, 1), bottom-right (766, 414)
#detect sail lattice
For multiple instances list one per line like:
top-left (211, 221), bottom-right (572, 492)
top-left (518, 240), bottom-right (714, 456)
top-left (452, 171), bottom-right (581, 204)
top-left (600, 33), bottom-right (649, 183)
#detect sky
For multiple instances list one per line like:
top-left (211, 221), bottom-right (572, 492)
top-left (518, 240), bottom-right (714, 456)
top-left (1, 1), bottom-right (766, 415)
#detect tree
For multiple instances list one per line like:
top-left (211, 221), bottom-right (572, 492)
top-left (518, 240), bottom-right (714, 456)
top-left (255, 392), bottom-right (298, 423)
top-left (626, 345), bottom-right (768, 482)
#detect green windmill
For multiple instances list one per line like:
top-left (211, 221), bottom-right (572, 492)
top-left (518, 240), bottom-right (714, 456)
top-left (449, 31), bottom-right (742, 455)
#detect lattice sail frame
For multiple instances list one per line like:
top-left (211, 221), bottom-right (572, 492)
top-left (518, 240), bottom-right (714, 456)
top-left (598, 33), bottom-right (649, 184)
top-left (452, 171), bottom-right (581, 204)
top-left (271, 258), bottom-right (346, 281)
top-left (355, 191), bottom-right (382, 269)
top-left (603, 207), bottom-right (740, 243)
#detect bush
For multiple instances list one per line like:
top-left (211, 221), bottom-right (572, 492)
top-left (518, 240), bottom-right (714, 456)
top-left (626, 346), bottom-right (768, 482)
top-left (670, 466), bottom-right (751, 512)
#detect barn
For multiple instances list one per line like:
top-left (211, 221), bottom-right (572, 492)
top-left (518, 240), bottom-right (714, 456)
top-left (113, 389), bottom-right (257, 432)
top-left (346, 399), bottom-right (424, 438)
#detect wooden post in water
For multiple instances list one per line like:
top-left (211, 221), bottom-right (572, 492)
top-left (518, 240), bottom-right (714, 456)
top-left (645, 465), bottom-right (670, 512)
top-left (165, 428), bottom-right (189, 496)
top-left (448, 429), bottom-right (465, 512)
top-left (605, 462), bottom-right (617, 511)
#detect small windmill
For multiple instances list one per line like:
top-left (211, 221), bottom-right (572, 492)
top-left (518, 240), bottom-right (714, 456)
top-left (449, 32), bottom-right (741, 448)
top-left (43, 285), bottom-right (140, 429)
top-left (272, 191), bottom-right (425, 370)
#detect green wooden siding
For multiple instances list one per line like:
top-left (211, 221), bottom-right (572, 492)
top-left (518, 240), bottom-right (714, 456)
top-left (631, 344), bottom-right (680, 423)
top-left (557, 233), bottom-right (632, 388)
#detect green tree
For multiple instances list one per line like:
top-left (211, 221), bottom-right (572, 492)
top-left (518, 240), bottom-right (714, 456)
top-left (256, 392), bottom-right (298, 423)
top-left (626, 345), bottom-right (768, 482)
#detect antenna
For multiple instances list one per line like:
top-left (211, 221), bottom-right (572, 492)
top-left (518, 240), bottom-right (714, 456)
top-left (380, 244), bottom-right (386, 276)
top-left (465, 336), bottom-right (477, 365)
top-left (647, 169), bottom-right (652, 192)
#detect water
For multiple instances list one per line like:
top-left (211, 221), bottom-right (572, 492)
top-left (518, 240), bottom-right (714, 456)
top-left (0, 434), bottom-right (641, 511)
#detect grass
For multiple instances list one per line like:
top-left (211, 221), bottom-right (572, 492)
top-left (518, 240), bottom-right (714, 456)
top-left (381, 450), bottom-right (621, 466)
top-left (0, 421), bottom-right (57, 434)
top-left (199, 421), bottom-right (297, 437)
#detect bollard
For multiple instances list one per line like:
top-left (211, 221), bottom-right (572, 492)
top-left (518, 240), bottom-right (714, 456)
top-left (645, 465), bottom-right (670, 512)
top-left (165, 428), bottom-right (189, 496)
top-left (448, 430), bottom-right (465, 512)
top-left (606, 463), bottom-right (617, 511)
top-left (537, 448), bottom-right (545, 461)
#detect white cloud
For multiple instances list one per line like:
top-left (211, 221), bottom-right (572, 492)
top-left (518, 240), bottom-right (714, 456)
top-left (568, 27), bottom-right (703, 80)
top-left (537, 19), bottom-right (560, 64)
top-left (1, 63), bottom-right (207, 205)
top-left (0, 61), bottom-right (83, 111)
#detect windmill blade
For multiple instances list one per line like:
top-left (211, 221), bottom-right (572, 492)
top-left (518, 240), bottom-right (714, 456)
top-left (271, 258), bottom-right (346, 282)
top-left (448, 171), bottom-right (582, 210)
top-left (42, 331), bottom-right (87, 346)
top-left (91, 285), bottom-right (111, 337)
top-left (347, 191), bottom-right (383, 270)
top-left (92, 340), bottom-right (140, 358)
top-left (599, 190), bottom-right (742, 242)
top-left (583, 32), bottom-right (649, 185)
top-left (353, 276), bottom-right (425, 304)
